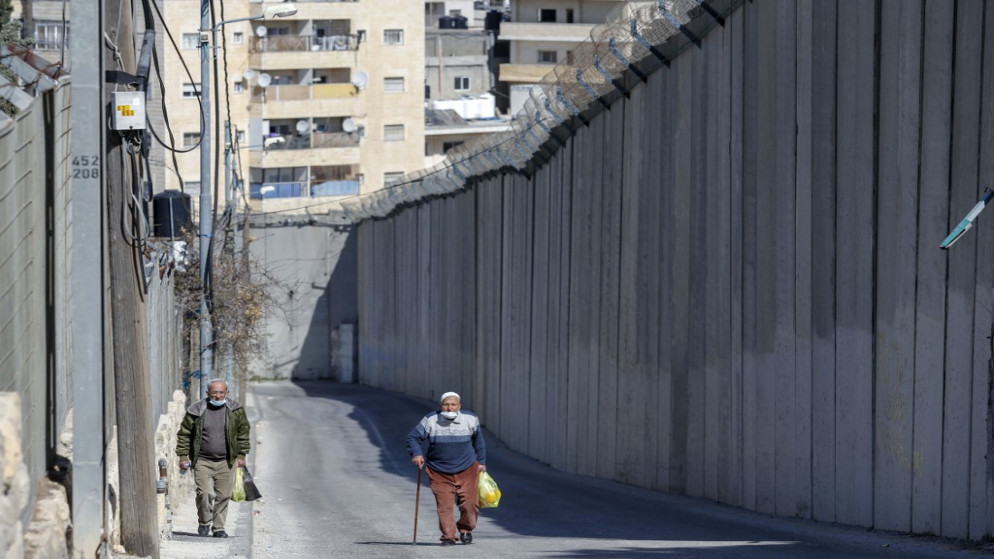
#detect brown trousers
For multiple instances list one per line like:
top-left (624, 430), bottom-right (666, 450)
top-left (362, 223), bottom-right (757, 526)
top-left (427, 462), bottom-right (481, 542)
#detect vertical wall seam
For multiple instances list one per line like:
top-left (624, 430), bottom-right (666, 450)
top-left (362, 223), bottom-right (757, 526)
top-left (910, 0), bottom-right (927, 530)
top-left (870, 0), bottom-right (883, 528)
top-left (937, 0), bottom-right (960, 533)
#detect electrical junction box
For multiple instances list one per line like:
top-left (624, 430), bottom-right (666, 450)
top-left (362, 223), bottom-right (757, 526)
top-left (112, 91), bottom-right (146, 130)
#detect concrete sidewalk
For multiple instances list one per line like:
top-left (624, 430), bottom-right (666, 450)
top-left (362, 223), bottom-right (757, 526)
top-left (159, 387), bottom-right (262, 559)
top-left (158, 479), bottom-right (254, 559)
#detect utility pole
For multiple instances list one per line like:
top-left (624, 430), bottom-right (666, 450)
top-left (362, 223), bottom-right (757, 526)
top-left (224, 121), bottom-right (235, 389)
top-left (198, 0), bottom-right (214, 395)
top-left (69, 0), bottom-right (106, 555)
top-left (197, 4), bottom-right (296, 395)
top-left (105, 0), bottom-right (159, 554)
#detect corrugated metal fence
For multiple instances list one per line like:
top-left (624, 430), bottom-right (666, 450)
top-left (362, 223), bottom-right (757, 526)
top-left (0, 79), bottom-right (72, 527)
top-left (0, 76), bottom-right (183, 528)
top-left (350, 0), bottom-right (994, 540)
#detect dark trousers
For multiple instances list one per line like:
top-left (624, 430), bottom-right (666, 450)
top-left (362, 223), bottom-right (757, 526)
top-left (427, 462), bottom-right (480, 542)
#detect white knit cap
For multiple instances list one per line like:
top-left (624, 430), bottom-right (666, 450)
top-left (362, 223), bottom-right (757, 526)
top-left (439, 391), bottom-right (460, 404)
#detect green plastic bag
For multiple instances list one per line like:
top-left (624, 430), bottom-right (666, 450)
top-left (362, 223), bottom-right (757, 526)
top-left (478, 471), bottom-right (501, 508)
top-left (231, 467), bottom-right (246, 502)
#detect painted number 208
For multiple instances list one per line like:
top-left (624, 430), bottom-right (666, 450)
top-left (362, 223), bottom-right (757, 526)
top-left (72, 155), bottom-right (100, 179)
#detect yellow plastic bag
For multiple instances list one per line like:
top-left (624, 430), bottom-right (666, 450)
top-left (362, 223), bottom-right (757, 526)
top-left (231, 467), bottom-right (246, 502)
top-left (478, 471), bottom-right (501, 508)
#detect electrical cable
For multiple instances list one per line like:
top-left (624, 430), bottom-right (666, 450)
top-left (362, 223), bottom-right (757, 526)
top-left (145, 0), bottom-right (205, 164)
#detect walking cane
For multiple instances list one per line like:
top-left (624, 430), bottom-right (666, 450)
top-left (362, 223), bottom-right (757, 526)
top-left (413, 466), bottom-right (423, 544)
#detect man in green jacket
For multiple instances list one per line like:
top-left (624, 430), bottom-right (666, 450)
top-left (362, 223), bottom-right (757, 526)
top-left (176, 378), bottom-right (251, 538)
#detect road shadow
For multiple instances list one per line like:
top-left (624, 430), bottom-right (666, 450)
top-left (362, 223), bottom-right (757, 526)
top-left (283, 381), bottom-right (773, 542)
top-left (273, 380), bottom-right (978, 558)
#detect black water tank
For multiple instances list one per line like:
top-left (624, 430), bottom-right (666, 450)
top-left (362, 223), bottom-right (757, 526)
top-left (153, 190), bottom-right (192, 238)
top-left (485, 10), bottom-right (502, 32)
top-left (439, 16), bottom-right (455, 29)
top-left (453, 15), bottom-right (469, 29)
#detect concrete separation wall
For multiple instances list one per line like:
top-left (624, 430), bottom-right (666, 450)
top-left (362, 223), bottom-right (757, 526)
top-left (248, 213), bottom-right (358, 380)
top-left (354, 0), bottom-right (994, 540)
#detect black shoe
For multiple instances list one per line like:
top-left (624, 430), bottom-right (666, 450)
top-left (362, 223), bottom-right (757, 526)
top-left (460, 532), bottom-right (473, 544)
top-left (213, 530), bottom-right (228, 538)
top-left (440, 539), bottom-right (456, 546)
top-left (198, 525), bottom-right (210, 537)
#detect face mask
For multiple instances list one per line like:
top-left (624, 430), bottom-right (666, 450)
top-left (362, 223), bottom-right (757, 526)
top-left (440, 411), bottom-right (458, 420)
top-left (209, 399), bottom-right (227, 407)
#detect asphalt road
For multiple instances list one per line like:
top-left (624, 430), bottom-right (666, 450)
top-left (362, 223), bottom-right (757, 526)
top-left (247, 381), bottom-right (983, 558)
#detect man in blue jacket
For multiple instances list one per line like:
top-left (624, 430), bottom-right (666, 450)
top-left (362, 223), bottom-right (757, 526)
top-left (407, 391), bottom-right (487, 546)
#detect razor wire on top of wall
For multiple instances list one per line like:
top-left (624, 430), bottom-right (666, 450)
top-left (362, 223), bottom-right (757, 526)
top-left (340, 0), bottom-right (741, 223)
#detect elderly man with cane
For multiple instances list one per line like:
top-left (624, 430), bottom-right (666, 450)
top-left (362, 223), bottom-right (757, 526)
top-left (407, 391), bottom-right (487, 546)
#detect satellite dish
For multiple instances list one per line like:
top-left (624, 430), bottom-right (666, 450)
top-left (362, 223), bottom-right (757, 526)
top-left (243, 69), bottom-right (256, 82)
top-left (350, 71), bottom-right (368, 89)
top-left (255, 25), bottom-right (268, 37)
top-left (295, 120), bottom-right (310, 134)
top-left (342, 118), bottom-right (357, 133)
top-left (257, 73), bottom-right (272, 88)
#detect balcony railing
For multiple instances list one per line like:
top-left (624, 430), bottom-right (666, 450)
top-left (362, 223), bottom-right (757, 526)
top-left (250, 83), bottom-right (358, 103)
top-left (249, 34), bottom-right (358, 53)
top-left (250, 178), bottom-right (360, 199)
top-left (263, 131), bottom-right (360, 150)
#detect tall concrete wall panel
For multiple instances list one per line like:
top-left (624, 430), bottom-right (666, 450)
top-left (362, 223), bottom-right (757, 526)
top-left (250, 219), bottom-right (358, 380)
top-left (356, 0), bottom-right (994, 539)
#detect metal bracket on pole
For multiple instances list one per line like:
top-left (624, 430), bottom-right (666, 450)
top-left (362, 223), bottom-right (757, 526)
top-left (543, 97), bottom-right (567, 128)
top-left (695, 0), bottom-right (725, 26)
top-left (609, 37), bottom-right (648, 82)
top-left (630, 19), bottom-right (670, 67)
top-left (576, 68), bottom-right (610, 110)
top-left (555, 86), bottom-right (588, 126)
top-left (658, 0), bottom-right (701, 47)
top-left (593, 54), bottom-right (628, 96)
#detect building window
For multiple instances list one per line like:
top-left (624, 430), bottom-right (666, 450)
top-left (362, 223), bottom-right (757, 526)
top-left (182, 33), bottom-right (199, 49)
top-left (183, 133), bottom-right (200, 148)
top-left (384, 172), bottom-right (404, 186)
top-left (442, 141), bottom-right (464, 153)
top-left (383, 29), bottom-right (404, 45)
top-left (384, 77), bottom-right (405, 93)
top-left (383, 124), bottom-right (405, 141)
top-left (236, 130), bottom-right (246, 144)
top-left (566, 9), bottom-right (574, 23)
top-left (232, 32), bottom-right (244, 45)
top-left (182, 83), bottom-right (201, 98)
top-left (35, 22), bottom-right (69, 50)
top-left (233, 80), bottom-right (246, 94)
top-left (538, 50), bottom-right (557, 64)
top-left (539, 9), bottom-right (557, 22)
top-left (454, 76), bottom-right (470, 91)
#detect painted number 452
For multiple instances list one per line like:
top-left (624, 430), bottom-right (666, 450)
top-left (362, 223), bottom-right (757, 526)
top-left (72, 155), bottom-right (100, 179)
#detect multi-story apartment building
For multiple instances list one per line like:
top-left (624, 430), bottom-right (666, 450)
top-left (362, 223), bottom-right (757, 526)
top-left (498, 0), bottom-right (620, 115)
top-left (424, 27), bottom-right (511, 167)
top-left (162, 0), bottom-right (425, 214)
top-left (16, 1), bottom-right (68, 62)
